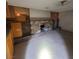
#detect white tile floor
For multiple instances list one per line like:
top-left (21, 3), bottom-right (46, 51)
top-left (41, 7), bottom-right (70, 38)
top-left (14, 30), bottom-right (73, 59)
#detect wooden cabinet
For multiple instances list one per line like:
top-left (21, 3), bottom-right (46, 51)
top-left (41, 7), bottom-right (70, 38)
top-left (15, 14), bottom-right (27, 22)
top-left (11, 23), bottom-right (22, 37)
top-left (6, 3), bottom-right (11, 18)
top-left (9, 5), bottom-right (16, 18)
top-left (14, 6), bottom-right (29, 22)
top-left (6, 31), bottom-right (14, 59)
top-left (7, 5), bottom-right (31, 37)
top-left (6, 3), bottom-right (15, 18)
top-left (14, 6), bottom-right (29, 15)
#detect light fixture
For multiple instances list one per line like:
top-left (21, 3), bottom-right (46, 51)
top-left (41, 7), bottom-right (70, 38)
top-left (16, 13), bottom-right (20, 16)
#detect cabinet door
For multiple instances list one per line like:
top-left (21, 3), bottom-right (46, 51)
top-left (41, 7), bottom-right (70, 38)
top-left (11, 23), bottom-right (22, 37)
top-left (6, 3), bottom-right (15, 18)
top-left (9, 5), bottom-right (16, 18)
top-left (14, 6), bottom-right (29, 22)
top-left (6, 31), bottom-right (13, 59)
top-left (16, 14), bottom-right (27, 22)
top-left (6, 3), bottom-right (11, 18)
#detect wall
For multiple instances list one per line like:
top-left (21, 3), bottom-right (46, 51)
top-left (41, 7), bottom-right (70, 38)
top-left (30, 9), bottom-right (50, 18)
top-left (59, 10), bottom-right (73, 32)
top-left (30, 9), bottom-right (52, 34)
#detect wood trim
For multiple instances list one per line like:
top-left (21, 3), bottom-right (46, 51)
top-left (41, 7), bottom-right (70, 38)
top-left (7, 30), bottom-right (14, 59)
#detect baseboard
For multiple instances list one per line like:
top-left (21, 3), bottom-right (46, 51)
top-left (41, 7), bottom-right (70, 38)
top-left (61, 29), bottom-right (73, 33)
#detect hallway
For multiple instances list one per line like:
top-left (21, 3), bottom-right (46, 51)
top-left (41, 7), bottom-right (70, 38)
top-left (14, 30), bottom-right (73, 59)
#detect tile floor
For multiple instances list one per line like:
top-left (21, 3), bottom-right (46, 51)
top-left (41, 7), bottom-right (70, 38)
top-left (14, 30), bottom-right (73, 59)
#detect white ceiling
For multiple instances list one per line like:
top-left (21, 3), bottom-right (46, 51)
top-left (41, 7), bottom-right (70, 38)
top-left (8, 0), bottom-right (73, 12)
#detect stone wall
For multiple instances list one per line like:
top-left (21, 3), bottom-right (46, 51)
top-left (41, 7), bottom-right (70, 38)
top-left (30, 17), bottom-right (53, 34)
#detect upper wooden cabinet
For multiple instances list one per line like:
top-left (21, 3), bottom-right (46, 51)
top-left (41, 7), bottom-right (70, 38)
top-left (14, 6), bottom-right (30, 22)
top-left (15, 14), bottom-right (27, 22)
top-left (6, 3), bottom-right (11, 18)
top-left (6, 3), bottom-right (30, 21)
top-left (9, 5), bottom-right (16, 18)
top-left (14, 8), bottom-right (27, 22)
top-left (14, 6), bottom-right (29, 16)
top-left (6, 3), bottom-right (16, 18)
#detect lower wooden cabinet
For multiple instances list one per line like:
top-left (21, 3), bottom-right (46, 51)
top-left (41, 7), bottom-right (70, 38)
top-left (11, 23), bottom-right (22, 38)
top-left (6, 30), bottom-right (14, 59)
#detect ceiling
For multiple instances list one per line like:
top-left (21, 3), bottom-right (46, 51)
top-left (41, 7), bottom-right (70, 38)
top-left (8, 0), bottom-right (73, 12)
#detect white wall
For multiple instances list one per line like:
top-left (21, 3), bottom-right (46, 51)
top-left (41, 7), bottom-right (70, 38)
top-left (59, 10), bottom-right (73, 32)
top-left (30, 9), bottom-right (50, 18)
